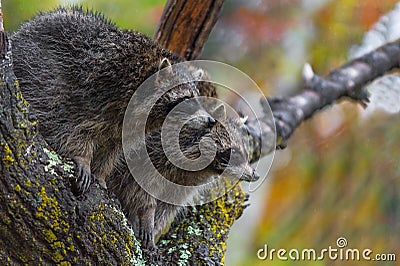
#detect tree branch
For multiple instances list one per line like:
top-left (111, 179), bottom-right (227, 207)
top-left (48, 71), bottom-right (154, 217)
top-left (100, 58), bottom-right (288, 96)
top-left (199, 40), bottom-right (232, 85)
top-left (154, 0), bottom-right (224, 60)
top-left (246, 39), bottom-right (400, 161)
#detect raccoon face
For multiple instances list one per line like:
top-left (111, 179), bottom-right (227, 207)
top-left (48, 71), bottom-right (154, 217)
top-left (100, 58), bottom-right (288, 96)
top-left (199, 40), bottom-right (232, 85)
top-left (148, 58), bottom-right (215, 131)
top-left (203, 117), bottom-right (259, 182)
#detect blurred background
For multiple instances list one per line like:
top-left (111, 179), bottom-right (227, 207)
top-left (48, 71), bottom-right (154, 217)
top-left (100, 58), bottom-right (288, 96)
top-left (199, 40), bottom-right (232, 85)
top-left (4, 0), bottom-right (399, 265)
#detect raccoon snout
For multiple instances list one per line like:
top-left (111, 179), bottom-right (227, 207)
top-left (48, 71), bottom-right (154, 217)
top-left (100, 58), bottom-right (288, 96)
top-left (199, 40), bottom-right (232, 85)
top-left (208, 116), bottom-right (216, 124)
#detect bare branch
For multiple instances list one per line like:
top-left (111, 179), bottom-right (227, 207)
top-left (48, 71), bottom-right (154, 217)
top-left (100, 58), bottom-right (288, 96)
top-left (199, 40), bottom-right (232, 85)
top-left (246, 38), bottom-right (400, 161)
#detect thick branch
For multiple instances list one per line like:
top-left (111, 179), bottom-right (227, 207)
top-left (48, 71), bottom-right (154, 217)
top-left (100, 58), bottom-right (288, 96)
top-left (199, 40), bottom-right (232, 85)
top-left (246, 39), bottom-right (400, 161)
top-left (154, 0), bottom-right (224, 60)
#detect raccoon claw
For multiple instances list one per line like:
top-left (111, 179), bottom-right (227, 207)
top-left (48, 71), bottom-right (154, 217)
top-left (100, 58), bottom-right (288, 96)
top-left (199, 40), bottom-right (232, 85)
top-left (72, 162), bottom-right (94, 195)
top-left (139, 228), bottom-right (156, 250)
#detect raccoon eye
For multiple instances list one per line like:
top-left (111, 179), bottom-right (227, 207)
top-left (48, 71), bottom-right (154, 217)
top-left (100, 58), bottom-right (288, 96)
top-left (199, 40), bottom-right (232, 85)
top-left (218, 149), bottom-right (231, 163)
top-left (230, 148), bottom-right (245, 160)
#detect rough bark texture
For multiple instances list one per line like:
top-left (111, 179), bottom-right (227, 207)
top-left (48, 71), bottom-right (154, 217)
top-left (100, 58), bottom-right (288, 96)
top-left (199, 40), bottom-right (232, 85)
top-left (154, 0), bottom-right (224, 60)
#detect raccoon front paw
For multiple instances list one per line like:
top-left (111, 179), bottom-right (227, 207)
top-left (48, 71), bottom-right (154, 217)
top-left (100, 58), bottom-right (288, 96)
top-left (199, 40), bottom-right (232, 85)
top-left (72, 161), bottom-right (94, 195)
top-left (139, 227), bottom-right (156, 250)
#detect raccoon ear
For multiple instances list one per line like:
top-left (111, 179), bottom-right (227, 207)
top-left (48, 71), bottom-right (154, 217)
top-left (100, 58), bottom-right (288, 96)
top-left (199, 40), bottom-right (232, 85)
top-left (239, 115), bottom-right (248, 125)
top-left (159, 57), bottom-right (171, 70)
top-left (211, 103), bottom-right (226, 122)
top-left (237, 111), bottom-right (248, 124)
top-left (158, 58), bottom-right (174, 74)
top-left (156, 58), bottom-right (174, 86)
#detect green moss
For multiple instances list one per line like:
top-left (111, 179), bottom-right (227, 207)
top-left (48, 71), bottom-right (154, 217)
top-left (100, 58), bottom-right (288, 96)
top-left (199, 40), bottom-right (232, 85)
top-left (168, 246), bottom-right (177, 254)
top-left (178, 244), bottom-right (191, 263)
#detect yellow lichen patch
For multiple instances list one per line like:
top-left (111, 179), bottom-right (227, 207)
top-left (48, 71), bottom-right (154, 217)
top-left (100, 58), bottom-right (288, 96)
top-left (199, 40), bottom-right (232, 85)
top-left (36, 187), bottom-right (76, 262)
top-left (52, 251), bottom-right (64, 263)
top-left (19, 255), bottom-right (28, 263)
top-left (13, 79), bottom-right (20, 88)
top-left (15, 84), bottom-right (31, 109)
top-left (1, 142), bottom-right (14, 165)
top-left (14, 184), bottom-right (21, 192)
top-left (89, 211), bottom-right (105, 223)
top-left (52, 241), bottom-right (65, 249)
top-left (0, 213), bottom-right (12, 225)
top-left (44, 229), bottom-right (57, 243)
top-left (38, 187), bottom-right (62, 219)
top-left (125, 242), bottom-right (132, 257)
top-left (109, 235), bottom-right (118, 245)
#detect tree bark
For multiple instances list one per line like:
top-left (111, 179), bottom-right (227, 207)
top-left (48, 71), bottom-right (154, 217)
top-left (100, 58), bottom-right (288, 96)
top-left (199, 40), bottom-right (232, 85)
top-left (154, 0), bottom-right (224, 60)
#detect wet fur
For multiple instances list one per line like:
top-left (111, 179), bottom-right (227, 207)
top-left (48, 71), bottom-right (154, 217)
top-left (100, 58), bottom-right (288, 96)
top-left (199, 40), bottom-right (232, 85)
top-left (11, 7), bottom-right (210, 188)
top-left (108, 118), bottom-right (255, 248)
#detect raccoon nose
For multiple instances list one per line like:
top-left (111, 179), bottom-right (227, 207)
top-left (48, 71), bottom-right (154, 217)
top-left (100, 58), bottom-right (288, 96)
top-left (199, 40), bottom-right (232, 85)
top-left (208, 116), bottom-right (216, 124)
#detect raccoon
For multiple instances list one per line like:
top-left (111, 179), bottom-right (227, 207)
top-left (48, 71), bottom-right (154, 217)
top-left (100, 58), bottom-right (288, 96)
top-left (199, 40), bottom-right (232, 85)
top-left (11, 7), bottom-right (215, 193)
top-left (108, 115), bottom-right (259, 249)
